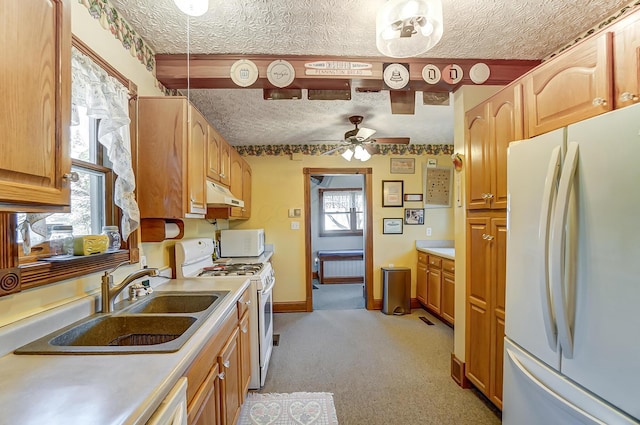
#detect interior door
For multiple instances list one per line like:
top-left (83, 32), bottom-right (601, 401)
top-left (559, 104), bottom-right (640, 420)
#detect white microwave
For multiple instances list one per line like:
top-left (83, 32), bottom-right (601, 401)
top-left (220, 229), bottom-right (265, 257)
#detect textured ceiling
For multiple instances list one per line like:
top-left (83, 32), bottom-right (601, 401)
top-left (109, 0), bottom-right (632, 146)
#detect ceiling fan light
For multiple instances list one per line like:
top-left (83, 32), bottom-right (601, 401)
top-left (359, 149), bottom-right (372, 161)
top-left (342, 148), bottom-right (354, 161)
top-left (173, 0), bottom-right (209, 16)
top-left (376, 0), bottom-right (443, 58)
top-left (353, 145), bottom-right (365, 160)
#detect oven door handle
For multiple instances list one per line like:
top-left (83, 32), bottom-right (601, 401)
top-left (261, 276), bottom-right (275, 294)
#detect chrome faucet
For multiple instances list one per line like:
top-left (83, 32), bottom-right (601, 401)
top-left (101, 262), bottom-right (159, 313)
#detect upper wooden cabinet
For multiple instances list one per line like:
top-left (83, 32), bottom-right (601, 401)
top-left (137, 97), bottom-right (207, 219)
top-left (523, 33), bottom-right (613, 138)
top-left (207, 126), bottom-right (222, 183)
top-left (219, 138), bottom-right (231, 187)
top-left (612, 11), bottom-right (640, 109)
top-left (465, 84), bottom-right (523, 210)
top-left (0, 0), bottom-right (71, 211)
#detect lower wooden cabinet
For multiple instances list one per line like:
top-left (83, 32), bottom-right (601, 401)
top-left (465, 213), bottom-right (507, 409)
top-left (416, 251), bottom-right (455, 326)
top-left (239, 312), bottom-right (251, 400)
top-left (184, 288), bottom-right (252, 425)
top-left (219, 327), bottom-right (242, 425)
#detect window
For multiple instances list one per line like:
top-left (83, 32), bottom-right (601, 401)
top-left (17, 106), bottom-right (114, 259)
top-left (319, 188), bottom-right (364, 236)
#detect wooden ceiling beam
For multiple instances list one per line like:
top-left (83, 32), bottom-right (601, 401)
top-left (155, 54), bottom-right (540, 91)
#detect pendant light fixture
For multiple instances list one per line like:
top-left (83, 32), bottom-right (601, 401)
top-left (376, 0), bottom-right (443, 58)
top-left (173, 0), bottom-right (209, 17)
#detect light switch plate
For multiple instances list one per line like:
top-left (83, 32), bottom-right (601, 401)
top-left (288, 208), bottom-right (302, 218)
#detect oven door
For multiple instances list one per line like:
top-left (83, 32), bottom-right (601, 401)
top-left (258, 276), bottom-right (274, 379)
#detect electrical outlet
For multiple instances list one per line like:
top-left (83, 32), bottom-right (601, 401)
top-left (291, 221), bottom-right (300, 230)
top-left (389, 263), bottom-right (394, 267)
top-left (426, 227), bottom-right (432, 236)
top-left (140, 256), bottom-right (147, 268)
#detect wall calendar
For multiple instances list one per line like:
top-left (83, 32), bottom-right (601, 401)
top-left (422, 165), bottom-right (453, 208)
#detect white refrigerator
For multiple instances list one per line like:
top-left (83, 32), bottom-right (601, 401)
top-left (503, 103), bottom-right (640, 424)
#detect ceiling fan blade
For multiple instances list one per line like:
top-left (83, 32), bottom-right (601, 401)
top-left (321, 145), bottom-right (347, 155)
top-left (355, 127), bottom-right (376, 141)
top-left (373, 137), bottom-right (410, 144)
top-left (363, 144), bottom-right (380, 155)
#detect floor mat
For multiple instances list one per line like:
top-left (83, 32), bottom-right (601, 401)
top-left (239, 392), bottom-right (339, 425)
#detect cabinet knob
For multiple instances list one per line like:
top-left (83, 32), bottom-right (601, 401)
top-left (219, 173), bottom-right (226, 178)
top-left (481, 193), bottom-right (494, 201)
top-left (482, 233), bottom-right (495, 241)
top-left (223, 360), bottom-right (230, 368)
top-left (218, 372), bottom-right (225, 380)
top-left (245, 300), bottom-right (251, 305)
top-left (242, 326), bottom-right (248, 333)
top-left (63, 172), bottom-right (79, 183)
top-left (620, 92), bottom-right (639, 103)
top-left (592, 97), bottom-right (607, 107)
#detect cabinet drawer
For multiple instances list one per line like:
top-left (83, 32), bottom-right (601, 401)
top-left (418, 251), bottom-right (428, 265)
top-left (428, 256), bottom-right (442, 269)
top-left (443, 259), bottom-right (455, 274)
top-left (237, 288), bottom-right (251, 319)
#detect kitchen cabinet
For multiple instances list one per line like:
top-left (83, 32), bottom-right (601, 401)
top-left (416, 252), bottom-right (428, 306)
top-left (465, 83), bottom-right (523, 210)
top-left (441, 259), bottom-right (455, 325)
top-left (416, 251), bottom-right (455, 326)
top-left (426, 256), bottom-right (442, 315)
top-left (219, 327), bottom-right (242, 425)
top-left (238, 290), bottom-right (252, 400)
top-left (523, 32), bottom-right (613, 138)
top-left (465, 214), bottom-right (506, 408)
top-left (137, 97), bottom-right (207, 219)
top-left (207, 126), bottom-right (222, 183)
top-left (219, 138), bottom-right (231, 187)
top-left (207, 155), bottom-right (252, 220)
top-left (0, 0), bottom-right (71, 211)
top-left (612, 10), bottom-right (640, 109)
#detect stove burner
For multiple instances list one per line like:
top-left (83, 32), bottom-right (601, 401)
top-left (198, 263), bottom-right (263, 277)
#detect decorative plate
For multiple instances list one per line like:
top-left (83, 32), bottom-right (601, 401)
top-left (266, 60), bottom-right (295, 88)
top-left (230, 59), bottom-right (259, 87)
top-left (383, 63), bottom-right (410, 90)
top-left (469, 63), bottom-right (491, 84)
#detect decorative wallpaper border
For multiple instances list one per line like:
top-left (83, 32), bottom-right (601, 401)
top-left (544, 0), bottom-right (640, 60)
top-left (78, 0), bottom-right (156, 72)
top-left (235, 144), bottom-right (454, 157)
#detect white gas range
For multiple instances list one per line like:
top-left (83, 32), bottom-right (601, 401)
top-left (175, 238), bottom-right (275, 389)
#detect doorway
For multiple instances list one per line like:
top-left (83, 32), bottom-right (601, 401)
top-left (303, 168), bottom-right (373, 311)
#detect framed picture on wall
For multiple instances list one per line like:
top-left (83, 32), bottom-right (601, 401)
top-left (390, 158), bottom-right (415, 174)
top-left (383, 218), bottom-right (403, 234)
top-left (382, 180), bottom-right (403, 207)
top-left (404, 208), bottom-right (425, 225)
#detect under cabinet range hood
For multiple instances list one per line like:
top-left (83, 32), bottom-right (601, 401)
top-left (206, 180), bottom-right (244, 207)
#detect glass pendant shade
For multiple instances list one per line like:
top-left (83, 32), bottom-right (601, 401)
top-left (173, 0), bottom-right (209, 16)
top-left (342, 148), bottom-right (354, 161)
top-left (376, 0), bottom-right (443, 58)
top-left (359, 148), bottom-right (372, 161)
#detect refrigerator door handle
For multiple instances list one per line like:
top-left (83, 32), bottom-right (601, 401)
top-left (549, 142), bottom-right (579, 358)
top-left (506, 347), bottom-right (607, 425)
top-left (538, 146), bottom-right (562, 350)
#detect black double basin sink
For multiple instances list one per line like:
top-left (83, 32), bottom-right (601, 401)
top-left (14, 291), bottom-right (229, 355)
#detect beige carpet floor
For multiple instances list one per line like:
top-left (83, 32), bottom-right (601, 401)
top-left (260, 309), bottom-right (501, 425)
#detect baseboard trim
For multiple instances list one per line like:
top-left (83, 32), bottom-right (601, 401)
top-left (273, 301), bottom-right (308, 313)
top-left (410, 298), bottom-right (422, 309)
top-left (451, 353), bottom-right (471, 388)
top-left (372, 298), bottom-right (382, 310)
top-left (321, 277), bottom-right (364, 284)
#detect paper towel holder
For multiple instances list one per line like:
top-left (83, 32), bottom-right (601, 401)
top-left (140, 218), bottom-right (185, 242)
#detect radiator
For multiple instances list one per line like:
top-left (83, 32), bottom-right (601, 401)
top-left (322, 260), bottom-right (364, 283)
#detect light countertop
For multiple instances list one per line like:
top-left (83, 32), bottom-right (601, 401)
top-left (0, 277), bottom-right (251, 425)
top-left (416, 247), bottom-right (455, 260)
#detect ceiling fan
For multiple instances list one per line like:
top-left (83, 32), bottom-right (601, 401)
top-left (322, 115), bottom-right (410, 161)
